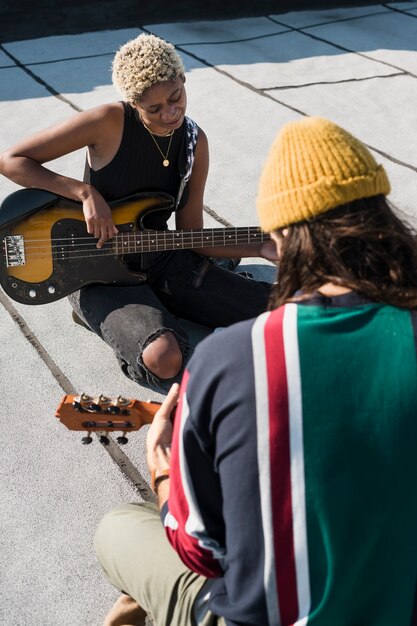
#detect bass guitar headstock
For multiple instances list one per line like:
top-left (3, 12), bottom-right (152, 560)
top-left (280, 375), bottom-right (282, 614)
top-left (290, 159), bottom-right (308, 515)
top-left (55, 393), bottom-right (161, 445)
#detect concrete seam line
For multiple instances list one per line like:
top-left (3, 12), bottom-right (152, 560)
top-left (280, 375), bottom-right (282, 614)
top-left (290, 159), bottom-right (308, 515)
top-left (0, 44), bottom-right (82, 112)
top-left (0, 289), bottom-right (155, 501)
top-left (270, 7), bottom-right (391, 31)
top-left (203, 204), bottom-right (233, 227)
top-left (268, 16), bottom-right (417, 79)
top-left (262, 71), bottom-right (405, 91)
top-left (383, 3), bottom-right (417, 19)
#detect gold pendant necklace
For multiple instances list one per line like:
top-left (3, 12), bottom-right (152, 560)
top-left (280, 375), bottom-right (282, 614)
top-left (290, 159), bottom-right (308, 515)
top-left (143, 124), bottom-right (174, 167)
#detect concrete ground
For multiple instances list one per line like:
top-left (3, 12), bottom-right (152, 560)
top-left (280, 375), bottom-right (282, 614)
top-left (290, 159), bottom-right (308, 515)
top-left (0, 3), bottom-right (416, 625)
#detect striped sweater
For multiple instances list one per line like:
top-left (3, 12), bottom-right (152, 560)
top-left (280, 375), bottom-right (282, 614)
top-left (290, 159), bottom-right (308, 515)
top-left (161, 292), bottom-right (417, 625)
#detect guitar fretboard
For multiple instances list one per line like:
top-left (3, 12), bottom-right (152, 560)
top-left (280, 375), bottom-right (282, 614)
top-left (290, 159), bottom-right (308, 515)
top-left (113, 227), bottom-right (268, 254)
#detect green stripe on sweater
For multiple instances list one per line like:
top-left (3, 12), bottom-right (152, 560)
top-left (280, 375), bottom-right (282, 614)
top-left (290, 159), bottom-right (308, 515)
top-left (296, 303), bottom-right (417, 625)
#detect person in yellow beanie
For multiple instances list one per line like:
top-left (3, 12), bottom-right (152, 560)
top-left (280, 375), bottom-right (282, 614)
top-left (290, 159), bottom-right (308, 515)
top-left (257, 116), bottom-right (417, 310)
top-left (94, 117), bottom-right (417, 626)
top-left (257, 116), bottom-right (390, 231)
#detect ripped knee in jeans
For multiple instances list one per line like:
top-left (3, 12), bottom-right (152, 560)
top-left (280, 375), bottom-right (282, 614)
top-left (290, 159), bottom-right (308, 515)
top-left (123, 328), bottom-right (189, 390)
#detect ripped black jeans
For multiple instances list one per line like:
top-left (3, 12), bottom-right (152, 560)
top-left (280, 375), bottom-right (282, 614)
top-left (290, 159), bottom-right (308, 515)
top-left (68, 250), bottom-right (271, 389)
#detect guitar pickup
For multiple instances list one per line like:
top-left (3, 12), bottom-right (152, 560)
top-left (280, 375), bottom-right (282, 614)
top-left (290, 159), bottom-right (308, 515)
top-left (54, 227), bottom-right (79, 264)
top-left (4, 235), bottom-right (25, 267)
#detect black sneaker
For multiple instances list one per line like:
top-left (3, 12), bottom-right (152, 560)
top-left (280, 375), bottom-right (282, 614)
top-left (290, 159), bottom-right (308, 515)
top-left (71, 310), bottom-right (91, 331)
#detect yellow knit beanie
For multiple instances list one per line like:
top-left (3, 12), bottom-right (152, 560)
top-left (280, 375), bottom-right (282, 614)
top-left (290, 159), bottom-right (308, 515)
top-left (256, 117), bottom-right (391, 232)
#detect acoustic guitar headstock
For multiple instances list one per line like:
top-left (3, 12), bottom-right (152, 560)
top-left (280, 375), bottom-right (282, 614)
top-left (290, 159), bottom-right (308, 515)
top-left (55, 393), bottom-right (161, 445)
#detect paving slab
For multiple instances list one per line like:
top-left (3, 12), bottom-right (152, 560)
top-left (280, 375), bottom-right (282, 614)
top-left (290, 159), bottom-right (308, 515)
top-left (3, 29), bottom-right (141, 65)
top-left (183, 66), bottom-right (298, 224)
top-left (149, 18), bottom-right (397, 89)
top-left (186, 34), bottom-right (396, 88)
top-left (27, 57), bottom-right (118, 110)
top-left (273, 4), bottom-right (389, 27)
top-left (266, 73), bottom-right (417, 167)
top-left (147, 16), bottom-right (289, 44)
top-left (304, 11), bottom-right (417, 75)
top-left (0, 50), bottom-right (15, 67)
top-left (0, 302), bottom-right (135, 626)
top-left (387, 1), bottom-right (417, 9)
top-left (266, 73), bottom-right (417, 218)
top-left (0, 70), bottom-right (70, 128)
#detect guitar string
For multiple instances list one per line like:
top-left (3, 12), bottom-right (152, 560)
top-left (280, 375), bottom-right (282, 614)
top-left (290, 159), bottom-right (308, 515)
top-left (11, 230), bottom-right (268, 260)
top-left (17, 233), bottom-right (269, 261)
top-left (21, 246), bottom-right (269, 261)
top-left (20, 237), bottom-right (266, 250)
top-left (16, 226), bottom-right (265, 245)
top-left (22, 234), bottom-right (267, 250)
top-left (18, 243), bottom-right (269, 261)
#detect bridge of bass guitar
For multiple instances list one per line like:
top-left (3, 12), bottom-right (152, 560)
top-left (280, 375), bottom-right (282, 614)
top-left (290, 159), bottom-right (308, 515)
top-left (0, 215), bottom-right (143, 305)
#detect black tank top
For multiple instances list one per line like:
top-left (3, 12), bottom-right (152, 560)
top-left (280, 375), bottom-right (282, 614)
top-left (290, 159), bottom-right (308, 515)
top-left (85, 102), bottom-right (189, 229)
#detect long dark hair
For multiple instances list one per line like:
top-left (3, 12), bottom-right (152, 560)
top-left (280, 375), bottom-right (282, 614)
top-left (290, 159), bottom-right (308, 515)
top-left (270, 195), bottom-right (417, 310)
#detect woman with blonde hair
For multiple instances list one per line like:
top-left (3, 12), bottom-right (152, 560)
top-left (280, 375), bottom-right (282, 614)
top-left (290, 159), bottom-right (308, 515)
top-left (0, 33), bottom-right (272, 388)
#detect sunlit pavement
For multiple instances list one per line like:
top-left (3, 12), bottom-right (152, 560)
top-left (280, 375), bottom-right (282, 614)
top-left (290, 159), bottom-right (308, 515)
top-left (0, 3), bottom-right (416, 624)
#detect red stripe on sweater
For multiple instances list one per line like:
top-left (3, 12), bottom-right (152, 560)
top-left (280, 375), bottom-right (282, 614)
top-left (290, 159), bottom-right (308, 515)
top-left (265, 307), bottom-right (299, 624)
top-left (166, 368), bottom-right (190, 533)
top-left (165, 369), bottom-right (222, 577)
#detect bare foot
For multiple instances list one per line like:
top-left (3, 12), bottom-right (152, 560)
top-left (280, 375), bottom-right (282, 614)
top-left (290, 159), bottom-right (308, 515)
top-left (103, 594), bottom-right (147, 626)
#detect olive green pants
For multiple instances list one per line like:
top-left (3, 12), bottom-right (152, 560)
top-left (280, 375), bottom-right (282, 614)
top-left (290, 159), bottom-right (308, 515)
top-left (94, 502), bottom-right (226, 626)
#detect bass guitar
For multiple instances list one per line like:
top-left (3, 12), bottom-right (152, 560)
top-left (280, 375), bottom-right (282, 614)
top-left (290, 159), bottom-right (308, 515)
top-left (0, 188), bottom-right (268, 305)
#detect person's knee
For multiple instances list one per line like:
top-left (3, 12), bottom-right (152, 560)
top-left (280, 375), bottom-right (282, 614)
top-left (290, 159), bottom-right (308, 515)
top-left (142, 331), bottom-right (183, 379)
top-left (94, 506), bottom-right (126, 557)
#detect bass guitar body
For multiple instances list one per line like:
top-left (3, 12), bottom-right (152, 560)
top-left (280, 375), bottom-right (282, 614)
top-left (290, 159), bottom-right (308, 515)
top-left (0, 188), bottom-right (174, 305)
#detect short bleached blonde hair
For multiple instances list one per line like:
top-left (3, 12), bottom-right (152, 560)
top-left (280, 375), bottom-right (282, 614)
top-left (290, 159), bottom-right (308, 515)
top-left (112, 34), bottom-right (185, 104)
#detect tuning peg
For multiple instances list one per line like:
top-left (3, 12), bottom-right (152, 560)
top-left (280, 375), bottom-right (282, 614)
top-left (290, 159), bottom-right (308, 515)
top-left (99, 435), bottom-right (110, 446)
top-left (99, 394), bottom-right (110, 404)
top-left (81, 433), bottom-right (93, 445)
top-left (116, 435), bottom-right (129, 445)
top-left (117, 396), bottom-right (129, 406)
top-left (89, 403), bottom-right (102, 412)
top-left (72, 399), bottom-right (83, 412)
top-left (107, 405), bottom-right (121, 415)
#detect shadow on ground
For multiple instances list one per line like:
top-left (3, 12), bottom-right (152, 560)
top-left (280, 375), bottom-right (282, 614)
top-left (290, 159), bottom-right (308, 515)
top-left (1, 0), bottom-right (386, 42)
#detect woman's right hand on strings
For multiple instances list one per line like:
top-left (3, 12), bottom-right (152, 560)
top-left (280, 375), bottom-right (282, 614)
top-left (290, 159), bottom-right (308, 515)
top-left (82, 190), bottom-right (119, 249)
